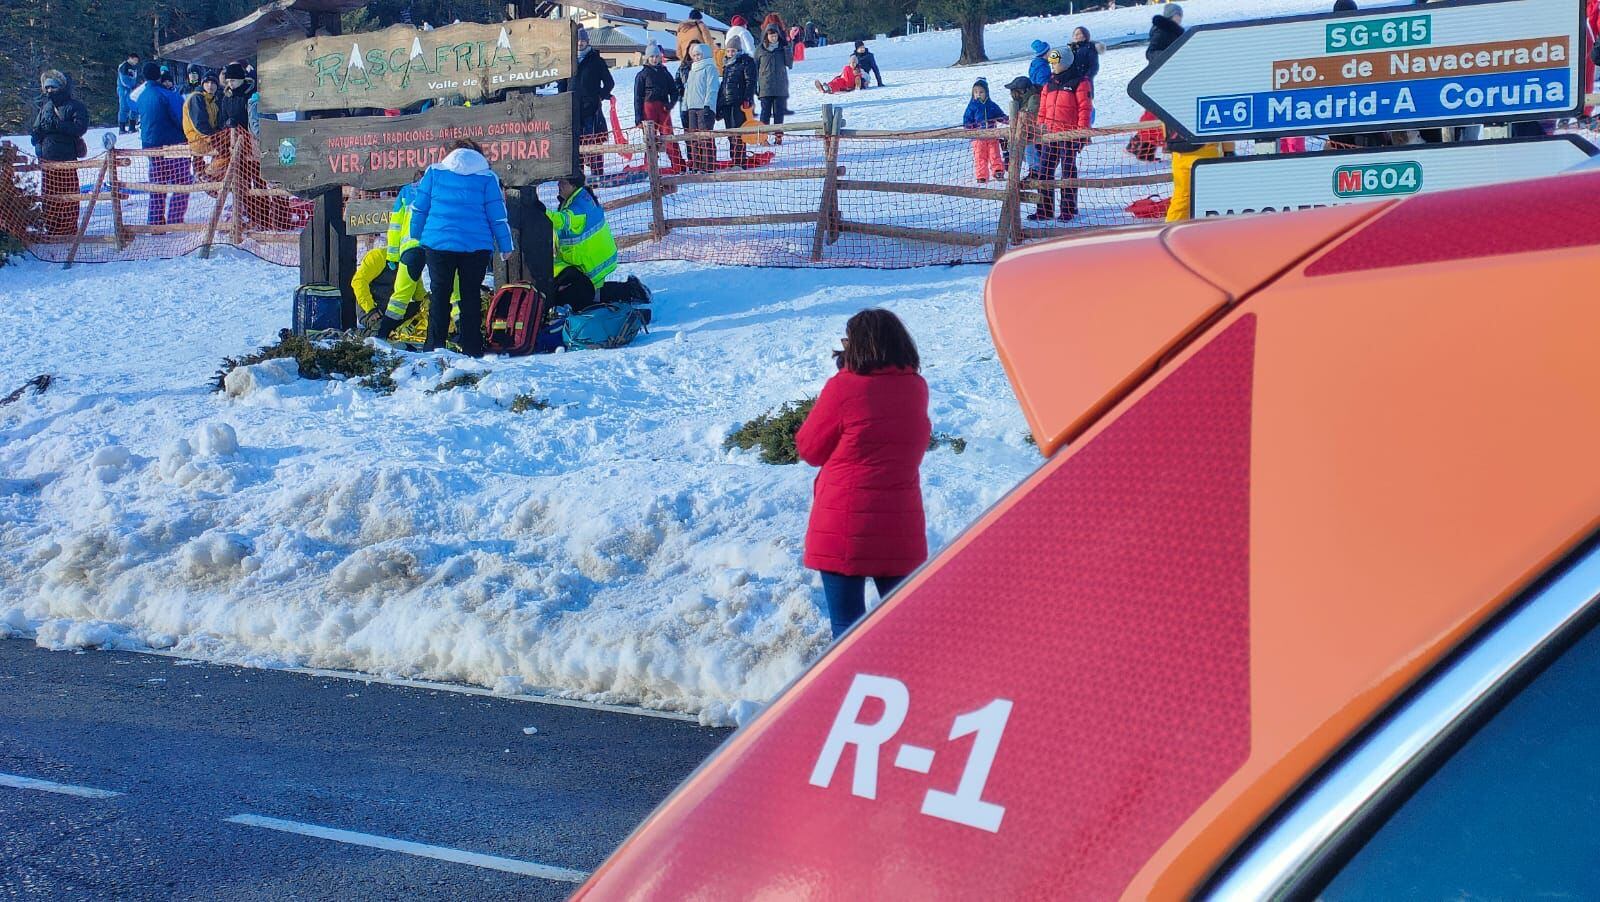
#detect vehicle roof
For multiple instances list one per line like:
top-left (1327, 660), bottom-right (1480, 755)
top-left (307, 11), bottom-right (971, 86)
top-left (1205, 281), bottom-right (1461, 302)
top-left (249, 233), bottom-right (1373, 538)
top-left (577, 171), bottom-right (1600, 899)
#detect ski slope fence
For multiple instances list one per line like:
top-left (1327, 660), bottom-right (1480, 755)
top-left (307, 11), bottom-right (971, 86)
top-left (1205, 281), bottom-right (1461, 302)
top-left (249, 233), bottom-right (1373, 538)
top-left (6, 103), bottom-right (1599, 270)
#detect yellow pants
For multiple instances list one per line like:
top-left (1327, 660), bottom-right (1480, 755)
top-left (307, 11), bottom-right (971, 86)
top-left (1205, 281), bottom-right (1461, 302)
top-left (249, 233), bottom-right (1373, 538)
top-left (1166, 144), bottom-right (1223, 222)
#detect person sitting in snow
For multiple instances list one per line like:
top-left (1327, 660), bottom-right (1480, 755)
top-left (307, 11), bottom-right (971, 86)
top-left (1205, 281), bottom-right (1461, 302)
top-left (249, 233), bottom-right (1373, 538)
top-left (851, 41), bottom-right (885, 87)
top-left (963, 79), bottom-right (1009, 183)
top-left (547, 173), bottom-right (619, 314)
top-left (815, 57), bottom-right (864, 95)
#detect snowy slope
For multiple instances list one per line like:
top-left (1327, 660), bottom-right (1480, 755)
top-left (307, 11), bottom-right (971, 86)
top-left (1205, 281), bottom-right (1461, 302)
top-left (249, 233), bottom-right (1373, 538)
top-left (0, 254), bottom-right (1035, 723)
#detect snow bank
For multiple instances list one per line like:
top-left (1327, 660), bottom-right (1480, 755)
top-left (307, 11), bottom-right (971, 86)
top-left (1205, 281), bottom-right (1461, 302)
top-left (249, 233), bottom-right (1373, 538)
top-left (0, 256), bottom-right (1035, 721)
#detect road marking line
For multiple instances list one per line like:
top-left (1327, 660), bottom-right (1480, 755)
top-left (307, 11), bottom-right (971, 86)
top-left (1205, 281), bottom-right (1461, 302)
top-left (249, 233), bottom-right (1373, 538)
top-left (224, 814), bottom-right (590, 883)
top-left (0, 772), bottom-right (122, 799)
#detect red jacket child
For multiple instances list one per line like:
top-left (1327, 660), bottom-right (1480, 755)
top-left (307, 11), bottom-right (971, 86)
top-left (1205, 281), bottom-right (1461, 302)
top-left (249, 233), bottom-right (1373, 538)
top-left (796, 367), bottom-right (931, 577)
top-left (816, 61), bottom-right (863, 95)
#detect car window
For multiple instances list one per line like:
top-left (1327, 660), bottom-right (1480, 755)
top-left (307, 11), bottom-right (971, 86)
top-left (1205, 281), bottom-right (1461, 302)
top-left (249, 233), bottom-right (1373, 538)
top-left (1317, 622), bottom-right (1600, 899)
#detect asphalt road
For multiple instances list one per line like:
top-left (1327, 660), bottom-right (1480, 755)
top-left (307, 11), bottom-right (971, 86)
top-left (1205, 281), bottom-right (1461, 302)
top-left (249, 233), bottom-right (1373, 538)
top-left (0, 640), bottom-right (729, 900)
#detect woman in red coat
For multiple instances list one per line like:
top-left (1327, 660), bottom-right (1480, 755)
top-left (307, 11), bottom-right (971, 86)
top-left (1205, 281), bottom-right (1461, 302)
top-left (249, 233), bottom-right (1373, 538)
top-left (796, 309), bottom-right (932, 638)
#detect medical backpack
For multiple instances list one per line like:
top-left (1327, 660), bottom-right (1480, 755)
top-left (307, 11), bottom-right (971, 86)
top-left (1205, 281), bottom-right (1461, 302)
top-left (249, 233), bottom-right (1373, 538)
top-left (292, 284), bottom-right (345, 337)
top-left (482, 283), bottom-right (547, 356)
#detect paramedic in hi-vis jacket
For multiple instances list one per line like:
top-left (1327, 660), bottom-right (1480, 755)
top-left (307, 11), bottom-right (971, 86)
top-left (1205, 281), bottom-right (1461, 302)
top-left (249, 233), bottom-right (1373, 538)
top-left (362, 175), bottom-right (460, 344)
top-left (547, 173), bottom-right (619, 312)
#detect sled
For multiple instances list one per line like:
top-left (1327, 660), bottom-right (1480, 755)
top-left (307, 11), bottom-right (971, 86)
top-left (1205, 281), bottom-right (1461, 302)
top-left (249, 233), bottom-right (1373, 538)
top-left (740, 103), bottom-right (769, 147)
top-left (608, 98), bottom-right (635, 162)
top-left (713, 150), bottom-right (776, 170)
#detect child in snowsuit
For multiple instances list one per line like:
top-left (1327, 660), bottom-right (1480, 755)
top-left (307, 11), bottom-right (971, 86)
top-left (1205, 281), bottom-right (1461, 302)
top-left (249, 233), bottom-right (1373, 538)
top-left (963, 79), bottom-right (1009, 183)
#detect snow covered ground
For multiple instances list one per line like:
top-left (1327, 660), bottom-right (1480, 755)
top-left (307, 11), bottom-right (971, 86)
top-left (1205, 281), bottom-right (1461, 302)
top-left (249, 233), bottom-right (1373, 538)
top-left (0, 254), bottom-right (1035, 723)
top-left (1, 0), bottom-right (1412, 721)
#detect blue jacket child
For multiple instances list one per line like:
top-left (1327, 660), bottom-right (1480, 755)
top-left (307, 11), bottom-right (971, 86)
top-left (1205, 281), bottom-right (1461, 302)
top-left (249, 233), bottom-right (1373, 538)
top-left (1028, 40), bottom-right (1052, 86)
top-left (962, 79), bottom-right (1008, 129)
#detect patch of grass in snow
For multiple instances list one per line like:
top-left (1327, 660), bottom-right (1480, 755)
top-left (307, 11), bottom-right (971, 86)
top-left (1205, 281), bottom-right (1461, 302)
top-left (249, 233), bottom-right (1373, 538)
top-left (508, 393), bottom-right (550, 413)
top-left (211, 330), bottom-right (403, 394)
top-left (426, 372), bottom-right (485, 395)
top-left (728, 400), bottom-right (969, 462)
top-left (724, 398), bottom-right (816, 465)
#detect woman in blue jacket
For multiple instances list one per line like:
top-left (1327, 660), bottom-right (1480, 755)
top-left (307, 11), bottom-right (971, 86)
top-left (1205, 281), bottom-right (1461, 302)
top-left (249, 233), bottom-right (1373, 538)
top-left (408, 139), bottom-right (513, 357)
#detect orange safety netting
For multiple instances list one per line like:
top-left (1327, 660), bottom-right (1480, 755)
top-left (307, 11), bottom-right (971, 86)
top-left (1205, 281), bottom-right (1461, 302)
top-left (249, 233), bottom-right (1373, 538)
top-left (7, 117), bottom-right (1599, 270)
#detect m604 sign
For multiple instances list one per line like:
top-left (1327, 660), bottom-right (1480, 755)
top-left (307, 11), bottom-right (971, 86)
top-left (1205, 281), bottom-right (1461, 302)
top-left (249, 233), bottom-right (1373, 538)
top-left (1190, 134), bottom-right (1593, 218)
top-left (1333, 161), bottom-right (1422, 197)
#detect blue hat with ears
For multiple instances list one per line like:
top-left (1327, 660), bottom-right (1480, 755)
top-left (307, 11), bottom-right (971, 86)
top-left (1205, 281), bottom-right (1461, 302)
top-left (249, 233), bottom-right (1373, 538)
top-left (1031, 40), bottom-right (1049, 55)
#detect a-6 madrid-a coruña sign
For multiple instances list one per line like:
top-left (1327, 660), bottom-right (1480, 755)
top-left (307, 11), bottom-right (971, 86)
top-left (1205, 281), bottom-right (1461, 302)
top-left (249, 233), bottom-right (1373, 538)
top-left (258, 18), bottom-right (572, 114)
top-left (1129, 0), bottom-right (1583, 143)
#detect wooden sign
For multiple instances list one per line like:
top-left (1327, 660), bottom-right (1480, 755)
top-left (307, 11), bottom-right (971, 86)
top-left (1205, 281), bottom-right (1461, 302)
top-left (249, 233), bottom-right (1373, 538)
top-left (259, 92), bottom-right (576, 194)
top-left (343, 197), bottom-right (395, 235)
top-left (258, 18), bottom-right (573, 114)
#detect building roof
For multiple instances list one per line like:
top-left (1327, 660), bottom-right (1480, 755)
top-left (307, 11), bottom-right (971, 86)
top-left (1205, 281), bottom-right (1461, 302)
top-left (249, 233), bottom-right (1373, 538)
top-left (568, 0), bottom-right (728, 31)
top-left (159, 0), bottom-right (368, 66)
top-left (588, 24), bottom-right (647, 50)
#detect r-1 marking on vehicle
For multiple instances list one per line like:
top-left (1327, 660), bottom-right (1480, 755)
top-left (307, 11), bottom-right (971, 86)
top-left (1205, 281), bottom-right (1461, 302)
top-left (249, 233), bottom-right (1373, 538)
top-left (808, 673), bottom-right (1015, 833)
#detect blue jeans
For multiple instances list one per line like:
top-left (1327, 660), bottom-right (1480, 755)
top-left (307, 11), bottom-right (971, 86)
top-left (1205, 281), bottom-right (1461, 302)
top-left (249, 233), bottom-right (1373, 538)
top-left (820, 571), bottom-right (905, 639)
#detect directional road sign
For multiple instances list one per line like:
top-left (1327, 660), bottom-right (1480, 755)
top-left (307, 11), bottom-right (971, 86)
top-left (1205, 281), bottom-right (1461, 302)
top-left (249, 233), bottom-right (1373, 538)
top-left (1129, 0), bottom-right (1584, 143)
top-left (1189, 134), bottom-right (1595, 218)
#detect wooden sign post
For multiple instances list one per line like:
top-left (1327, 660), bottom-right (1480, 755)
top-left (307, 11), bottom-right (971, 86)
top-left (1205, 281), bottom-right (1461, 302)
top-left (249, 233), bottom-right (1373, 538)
top-left (263, 17), bottom-right (578, 330)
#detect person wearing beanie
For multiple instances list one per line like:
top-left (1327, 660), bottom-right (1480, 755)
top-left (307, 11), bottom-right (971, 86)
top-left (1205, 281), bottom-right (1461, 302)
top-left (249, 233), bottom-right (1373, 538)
top-left (134, 61), bottom-right (193, 226)
top-left (217, 62), bottom-right (255, 131)
top-left (852, 41), bottom-right (884, 88)
top-left (1031, 46), bottom-right (1092, 222)
top-left (558, 24), bottom-right (614, 179)
top-left (183, 64), bottom-right (204, 96)
top-left (30, 69), bottom-right (90, 235)
top-left (183, 71), bottom-right (224, 179)
top-left (717, 33), bottom-right (758, 167)
top-left (725, 17), bottom-right (755, 62)
top-left (679, 43), bottom-right (720, 171)
top-left (1029, 39), bottom-right (1051, 86)
top-left (633, 42), bottom-right (685, 172)
top-left (1148, 4), bottom-right (1184, 61)
top-left (676, 11), bottom-right (716, 75)
top-left (962, 78), bottom-right (1009, 183)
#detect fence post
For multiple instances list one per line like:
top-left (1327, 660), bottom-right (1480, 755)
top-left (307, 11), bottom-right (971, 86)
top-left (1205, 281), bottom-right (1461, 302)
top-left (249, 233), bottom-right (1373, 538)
top-left (63, 156), bottom-right (112, 270)
top-left (993, 114), bottom-right (1029, 261)
top-left (231, 131), bottom-right (253, 248)
top-left (201, 132), bottom-right (244, 259)
top-left (810, 105), bottom-right (841, 263)
top-left (643, 121), bottom-right (667, 240)
top-left (108, 147), bottom-right (126, 251)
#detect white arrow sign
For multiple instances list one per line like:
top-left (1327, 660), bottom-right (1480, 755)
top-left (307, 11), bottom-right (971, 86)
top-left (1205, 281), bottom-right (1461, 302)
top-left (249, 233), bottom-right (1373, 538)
top-left (349, 42), bottom-right (366, 70)
top-left (1129, 0), bottom-right (1584, 143)
top-left (1190, 134), bottom-right (1594, 218)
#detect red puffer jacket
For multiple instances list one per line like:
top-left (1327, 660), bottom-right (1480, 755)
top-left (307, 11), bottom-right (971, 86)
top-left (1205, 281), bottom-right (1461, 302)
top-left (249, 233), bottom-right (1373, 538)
top-left (1039, 77), bottom-right (1092, 132)
top-left (796, 367), bottom-right (931, 577)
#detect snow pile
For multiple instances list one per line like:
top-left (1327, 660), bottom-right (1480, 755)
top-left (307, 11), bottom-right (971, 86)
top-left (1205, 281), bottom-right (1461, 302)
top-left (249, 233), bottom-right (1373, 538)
top-left (0, 255), bottom-right (1035, 722)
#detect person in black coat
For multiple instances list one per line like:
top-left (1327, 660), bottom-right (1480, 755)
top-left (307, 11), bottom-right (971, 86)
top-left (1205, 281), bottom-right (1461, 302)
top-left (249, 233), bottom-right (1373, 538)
top-left (559, 28), bottom-right (615, 179)
top-left (851, 42), bottom-right (884, 87)
top-left (1147, 4), bottom-right (1184, 62)
top-left (216, 62), bottom-right (255, 130)
top-left (633, 44), bottom-right (685, 171)
top-left (718, 36), bottom-right (758, 168)
top-left (31, 69), bottom-right (90, 236)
